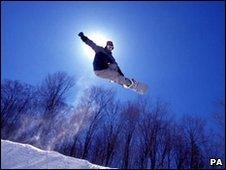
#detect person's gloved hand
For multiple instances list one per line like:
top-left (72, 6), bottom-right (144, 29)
top-left (78, 32), bottom-right (88, 42)
top-left (78, 32), bottom-right (84, 37)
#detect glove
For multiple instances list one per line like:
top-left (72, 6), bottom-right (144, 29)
top-left (78, 32), bottom-right (88, 42)
top-left (78, 32), bottom-right (84, 37)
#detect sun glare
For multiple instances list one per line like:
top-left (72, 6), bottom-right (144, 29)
top-left (82, 32), bottom-right (110, 60)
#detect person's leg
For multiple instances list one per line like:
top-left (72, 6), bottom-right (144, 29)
top-left (108, 64), bottom-right (133, 87)
top-left (94, 68), bottom-right (132, 87)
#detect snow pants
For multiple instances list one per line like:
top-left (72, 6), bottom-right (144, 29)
top-left (94, 64), bottom-right (131, 86)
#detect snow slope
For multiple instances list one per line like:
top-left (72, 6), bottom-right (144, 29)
top-left (1, 140), bottom-right (111, 169)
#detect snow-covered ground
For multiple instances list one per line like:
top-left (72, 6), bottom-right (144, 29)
top-left (1, 140), bottom-right (111, 169)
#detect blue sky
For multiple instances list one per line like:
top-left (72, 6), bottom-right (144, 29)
top-left (1, 1), bottom-right (225, 119)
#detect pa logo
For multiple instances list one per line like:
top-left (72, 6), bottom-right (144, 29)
top-left (210, 158), bottom-right (223, 166)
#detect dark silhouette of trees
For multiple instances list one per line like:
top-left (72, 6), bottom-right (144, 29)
top-left (75, 87), bottom-right (115, 160)
top-left (173, 115), bottom-right (206, 169)
top-left (120, 101), bottom-right (141, 169)
top-left (90, 100), bottom-right (123, 166)
top-left (1, 80), bottom-right (37, 140)
top-left (137, 99), bottom-right (172, 169)
top-left (210, 99), bottom-right (225, 168)
top-left (1, 72), bottom-right (224, 169)
top-left (31, 71), bottom-right (75, 149)
top-left (103, 103), bottom-right (123, 167)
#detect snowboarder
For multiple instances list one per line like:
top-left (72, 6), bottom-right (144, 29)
top-left (78, 32), bottom-right (134, 88)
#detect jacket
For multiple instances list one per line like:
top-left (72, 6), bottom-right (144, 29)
top-left (80, 36), bottom-right (118, 71)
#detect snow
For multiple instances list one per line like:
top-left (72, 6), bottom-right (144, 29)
top-left (1, 140), bottom-right (112, 169)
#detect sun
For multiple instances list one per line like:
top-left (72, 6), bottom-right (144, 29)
top-left (82, 32), bottom-right (110, 60)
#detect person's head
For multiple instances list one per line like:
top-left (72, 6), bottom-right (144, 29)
top-left (105, 41), bottom-right (114, 52)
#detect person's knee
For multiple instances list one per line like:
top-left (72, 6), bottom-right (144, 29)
top-left (95, 71), bottom-right (107, 78)
top-left (94, 71), bottom-right (101, 77)
top-left (95, 70), bottom-right (120, 81)
top-left (108, 64), bottom-right (118, 70)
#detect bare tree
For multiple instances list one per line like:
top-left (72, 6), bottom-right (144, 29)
top-left (1, 79), bottom-right (37, 140)
top-left (75, 86), bottom-right (115, 159)
top-left (38, 72), bottom-right (75, 118)
top-left (103, 105), bottom-right (123, 167)
top-left (35, 71), bottom-right (75, 148)
top-left (91, 100), bottom-right (123, 166)
top-left (156, 120), bottom-right (175, 169)
top-left (120, 101), bottom-right (141, 169)
top-left (173, 123), bottom-right (190, 169)
top-left (211, 99), bottom-right (225, 168)
top-left (173, 115), bottom-right (206, 169)
top-left (137, 99), bottom-right (171, 169)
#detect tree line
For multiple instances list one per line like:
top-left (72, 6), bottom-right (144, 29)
top-left (1, 71), bottom-right (225, 169)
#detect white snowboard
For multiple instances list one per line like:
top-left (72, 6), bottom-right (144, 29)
top-left (110, 78), bottom-right (148, 94)
top-left (123, 78), bottom-right (148, 94)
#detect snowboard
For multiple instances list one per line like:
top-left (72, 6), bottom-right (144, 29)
top-left (110, 78), bottom-right (148, 94)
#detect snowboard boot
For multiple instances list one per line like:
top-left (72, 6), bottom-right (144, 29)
top-left (123, 78), bottom-right (135, 88)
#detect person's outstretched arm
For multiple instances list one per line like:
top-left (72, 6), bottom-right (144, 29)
top-left (78, 32), bottom-right (100, 52)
